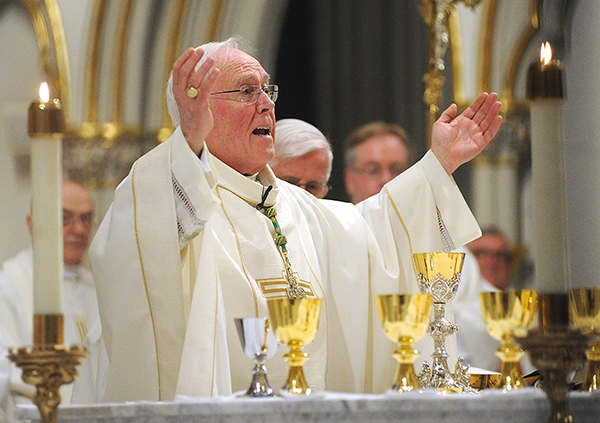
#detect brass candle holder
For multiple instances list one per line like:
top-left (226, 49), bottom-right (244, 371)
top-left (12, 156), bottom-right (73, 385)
top-left (267, 298), bottom-right (321, 395)
top-left (412, 252), bottom-right (474, 392)
top-left (569, 287), bottom-right (600, 391)
top-left (516, 294), bottom-right (593, 423)
top-left (376, 293), bottom-right (432, 392)
top-left (8, 314), bottom-right (87, 423)
top-left (480, 290), bottom-right (537, 391)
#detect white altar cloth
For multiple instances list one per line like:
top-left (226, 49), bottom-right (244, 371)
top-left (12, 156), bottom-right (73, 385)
top-left (16, 388), bottom-right (600, 423)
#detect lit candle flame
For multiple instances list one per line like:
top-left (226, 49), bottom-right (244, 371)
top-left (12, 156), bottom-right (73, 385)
top-left (39, 82), bottom-right (50, 103)
top-left (540, 42), bottom-right (553, 66)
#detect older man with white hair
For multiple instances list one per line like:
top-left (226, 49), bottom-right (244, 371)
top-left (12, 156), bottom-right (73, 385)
top-left (269, 118), bottom-right (333, 198)
top-left (90, 36), bottom-right (502, 402)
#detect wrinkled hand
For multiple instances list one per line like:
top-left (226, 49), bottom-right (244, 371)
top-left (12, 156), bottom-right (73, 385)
top-left (171, 48), bottom-right (220, 155)
top-left (431, 92), bottom-right (502, 174)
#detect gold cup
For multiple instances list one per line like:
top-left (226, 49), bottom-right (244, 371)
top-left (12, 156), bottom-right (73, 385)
top-left (570, 287), bottom-right (600, 391)
top-left (480, 290), bottom-right (537, 390)
top-left (412, 252), bottom-right (470, 391)
top-left (267, 298), bottom-right (321, 395)
top-left (377, 294), bottom-right (432, 392)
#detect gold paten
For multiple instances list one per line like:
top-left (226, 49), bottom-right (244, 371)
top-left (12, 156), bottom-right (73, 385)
top-left (570, 288), bottom-right (600, 391)
top-left (8, 314), bottom-right (87, 423)
top-left (267, 298), bottom-right (321, 395)
top-left (480, 290), bottom-right (537, 390)
top-left (468, 371), bottom-right (502, 391)
top-left (377, 294), bottom-right (432, 392)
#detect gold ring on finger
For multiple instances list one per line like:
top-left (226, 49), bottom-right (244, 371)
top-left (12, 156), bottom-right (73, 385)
top-left (187, 87), bottom-right (199, 98)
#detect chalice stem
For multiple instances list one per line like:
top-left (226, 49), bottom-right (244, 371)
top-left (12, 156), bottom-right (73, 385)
top-left (392, 345), bottom-right (420, 392)
top-left (582, 341), bottom-right (600, 391)
top-left (496, 342), bottom-right (526, 390)
top-left (284, 364), bottom-right (310, 395)
top-left (246, 361), bottom-right (273, 396)
top-left (283, 347), bottom-right (311, 395)
top-left (498, 360), bottom-right (525, 390)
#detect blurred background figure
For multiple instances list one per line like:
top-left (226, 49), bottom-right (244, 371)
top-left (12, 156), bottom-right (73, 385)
top-left (0, 180), bottom-right (103, 420)
top-left (269, 118), bottom-right (333, 198)
top-left (343, 121), bottom-right (416, 204)
top-left (467, 227), bottom-right (514, 291)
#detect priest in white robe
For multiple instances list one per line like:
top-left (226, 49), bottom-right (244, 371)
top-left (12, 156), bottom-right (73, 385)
top-left (0, 181), bottom-right (103, 420)
top-left (89, 37), bottom-right (503, 402)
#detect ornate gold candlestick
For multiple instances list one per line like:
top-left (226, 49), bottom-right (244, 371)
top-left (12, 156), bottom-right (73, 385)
top-left (8, 315), bottom-right (87, 423)
top-left (569, 288), bottom-right (600, 391)
top-left (516, 294), bottom-right (593, 423)
top-left (267, 298), bottom-right (321, 395)
top-left (412, 252), bottom-right (473, 392)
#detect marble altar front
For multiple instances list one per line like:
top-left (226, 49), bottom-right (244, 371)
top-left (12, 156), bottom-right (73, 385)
top-left (16, 388), bottom-right (600, 423)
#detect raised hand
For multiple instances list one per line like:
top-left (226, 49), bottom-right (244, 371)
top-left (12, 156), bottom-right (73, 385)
top-left (171, 48), bottom-right (220, 155)
top-left (431, 92), bottom-right (502, 174)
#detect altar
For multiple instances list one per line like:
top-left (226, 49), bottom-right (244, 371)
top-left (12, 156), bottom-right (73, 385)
top-left (16, 389), bottom-right (600, 423)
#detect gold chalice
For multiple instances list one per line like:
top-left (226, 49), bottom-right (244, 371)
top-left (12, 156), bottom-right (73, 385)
top-left (480, 290), bottom-right (537, 391)
top-left (377, 294), bottom-right (432, 392)
top-left (412, 252), bottom-right (470, 391)
top-left (267, 298), bottom-right (321, 395)
top-left (570, 287), bottom-right (600, 391)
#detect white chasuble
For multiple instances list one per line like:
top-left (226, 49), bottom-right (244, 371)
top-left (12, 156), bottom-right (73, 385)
top-left (90, 127), bottom-right (480, 402)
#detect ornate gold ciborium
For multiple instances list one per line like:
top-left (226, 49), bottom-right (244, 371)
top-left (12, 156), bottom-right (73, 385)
top-left (267, 298), bottom-right (321, 395)
top-left (480, 290), bottom-right (538, 391)
top-left (377, 293), bottom-right (432, 392)
top-left (412, 252), bottom-right (473, 392)
top-left (234, 317), bottom-right (278, 397)
top-left (570, 287), bottom-right (600, 391)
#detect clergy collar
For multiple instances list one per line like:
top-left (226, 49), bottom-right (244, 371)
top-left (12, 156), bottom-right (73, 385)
top-left (63, 265), bottom-right (79, 280)
top-left (210, 154), bottom-right (279, 208)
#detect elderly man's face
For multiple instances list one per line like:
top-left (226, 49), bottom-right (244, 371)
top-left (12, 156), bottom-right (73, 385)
top-left (206, 49), bottom-right (276, 175)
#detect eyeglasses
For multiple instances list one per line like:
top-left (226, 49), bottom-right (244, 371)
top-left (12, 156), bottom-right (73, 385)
top-left (351, 164), bottom-right (407, 178)
top-left (282, 178), bottom-right (331, 197)
top-left (210, 84), bottom-right (279, 104)
top-left (63, 212), bottom-right (94, 230)
top-left (472, 249), bottom-right (512, 262)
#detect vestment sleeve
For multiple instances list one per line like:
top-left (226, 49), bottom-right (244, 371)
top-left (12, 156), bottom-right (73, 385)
top-left (169, 128), bottom-right (219, 244)
top-left (358, 149), bottom-right (480, 256)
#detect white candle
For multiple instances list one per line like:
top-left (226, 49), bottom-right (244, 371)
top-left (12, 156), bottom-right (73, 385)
top-left (526, 43), bottom-right (568, 294)
top-left (29, 82), bottom-right (65, 314)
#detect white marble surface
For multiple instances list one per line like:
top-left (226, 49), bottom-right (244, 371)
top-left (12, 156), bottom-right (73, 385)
top-left (15, 388), bottom-right (600, 423)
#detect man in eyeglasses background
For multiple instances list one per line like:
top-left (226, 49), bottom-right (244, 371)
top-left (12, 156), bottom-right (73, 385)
top-left (467, 227), bottom-right (514, 291)
top-left (343, 121), bottom-right (416, 204)
top-left (0, 180), bottom-right (103, 419)
top-left (269, 118), bottom-right (333, 199)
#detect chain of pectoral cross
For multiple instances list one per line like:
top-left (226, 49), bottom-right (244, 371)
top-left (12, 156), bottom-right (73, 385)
top-left (256, 186), bottom-right (307, 300)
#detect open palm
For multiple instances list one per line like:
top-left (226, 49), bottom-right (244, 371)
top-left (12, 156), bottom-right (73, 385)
top-left (431, 92), bottom-right (502, 174)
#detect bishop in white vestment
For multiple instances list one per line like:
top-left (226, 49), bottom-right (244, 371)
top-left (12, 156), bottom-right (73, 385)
top-left (89, 38), bottom-right (503, 402)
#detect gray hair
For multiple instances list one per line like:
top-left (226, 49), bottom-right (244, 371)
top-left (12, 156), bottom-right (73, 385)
top-left (270, 119), bottom-right (333, 179)
top-left (166, 36), bottom-right (249, 127)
